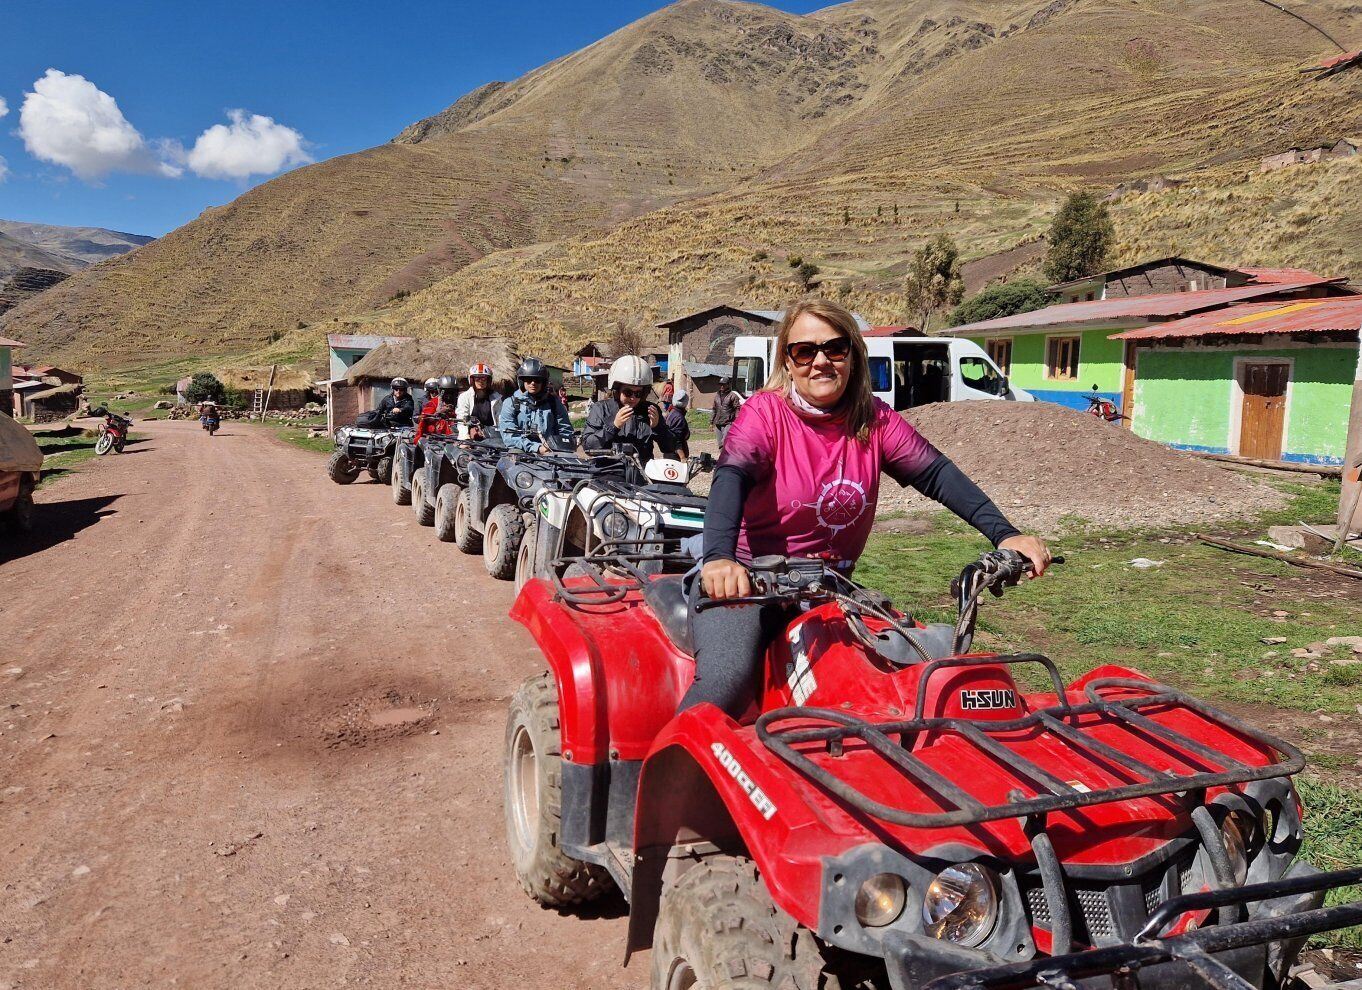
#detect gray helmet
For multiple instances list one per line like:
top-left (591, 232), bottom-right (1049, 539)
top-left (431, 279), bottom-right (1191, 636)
top-left (718, 376), bottom-right (732, 386)
top-left (516, 357), bottom-right (548, 384)
top-left (437, 375), bottom-right (458, 391)
top-left (424, 377), bottom-right (439, 390)
top-left (391, 377), bottom-right (409, 390)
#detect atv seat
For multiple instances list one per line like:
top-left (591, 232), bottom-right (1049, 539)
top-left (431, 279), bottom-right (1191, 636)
top-left (640, 575), bottom-right (695, 657)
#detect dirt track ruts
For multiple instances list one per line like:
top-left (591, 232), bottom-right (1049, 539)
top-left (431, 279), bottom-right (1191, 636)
top-left (0, 419), bottom-right (634, 989)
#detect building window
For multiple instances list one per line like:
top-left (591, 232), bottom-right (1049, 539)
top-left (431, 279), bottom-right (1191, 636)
top-left (1046, 336), bottom-right (1080, 380)
top-left (985, 338), bottom-right (1012, 375)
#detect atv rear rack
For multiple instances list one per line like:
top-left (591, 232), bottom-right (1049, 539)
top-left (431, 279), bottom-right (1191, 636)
top-left (757, 656), bottom-right (1305, 829)
top-left (919, 866), bottom-right (1362, 990)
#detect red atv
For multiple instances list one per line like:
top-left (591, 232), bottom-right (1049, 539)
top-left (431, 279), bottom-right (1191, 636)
top-left (504, 546), bottom-right (1362, 989)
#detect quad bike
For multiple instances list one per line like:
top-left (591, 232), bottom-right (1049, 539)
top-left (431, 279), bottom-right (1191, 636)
top-left (327, 420), bottom-right (410, 486)
top-left (504, 546), bottom-right (1362, 990)
top-left (457, 446), bottom-right (630, 580)
top-left (407, 432), bottom-right (503, 538)
top-left (91, 408), bottom-right (131, 455)
top-left (514, 452), bottom-right (713, 591)
top-left (1082, 385), bottom-right (1127, 423)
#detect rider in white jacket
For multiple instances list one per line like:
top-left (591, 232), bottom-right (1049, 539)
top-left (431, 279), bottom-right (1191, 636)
top-left (456, 363), bottom-right (504, 440)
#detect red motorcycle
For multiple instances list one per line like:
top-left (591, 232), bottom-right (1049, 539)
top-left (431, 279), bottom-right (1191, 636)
top-left (92, 408), bottom-right (131, 455)
top-left (1082, 384), bottom-right (1126, 422)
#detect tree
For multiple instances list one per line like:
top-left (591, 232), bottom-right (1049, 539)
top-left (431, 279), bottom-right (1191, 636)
top-left (607, 322), bottom-right (647, 358)
top-left (184, 372), bottom-right (225, 404)
top-left (794, 261), bottom-right (821, 291)
top-left (1043, 191), bottom-right (1115, 283)
top-left (948, 278), bottom-right (1052, 327)
top-left (903, 234), bottom-right (965, 332)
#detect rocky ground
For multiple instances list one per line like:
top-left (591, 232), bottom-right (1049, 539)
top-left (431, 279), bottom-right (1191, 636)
top-left (0, 419), bottom-right (633, 990)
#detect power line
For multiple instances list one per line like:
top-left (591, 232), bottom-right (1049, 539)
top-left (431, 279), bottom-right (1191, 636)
top-left (1252, 0), bottom-right (1348, 53)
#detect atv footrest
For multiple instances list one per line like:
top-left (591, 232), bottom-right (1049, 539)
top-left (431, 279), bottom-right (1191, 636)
top-left (756, 659), bottom-right (1306, 829)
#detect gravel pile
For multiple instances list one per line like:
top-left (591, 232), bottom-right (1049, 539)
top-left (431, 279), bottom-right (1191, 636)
top-left (884, 401), bottom-right (1287, 534)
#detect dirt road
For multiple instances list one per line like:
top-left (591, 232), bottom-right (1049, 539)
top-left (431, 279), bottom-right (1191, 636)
top-left (0, 420), bottom-right (634, 989)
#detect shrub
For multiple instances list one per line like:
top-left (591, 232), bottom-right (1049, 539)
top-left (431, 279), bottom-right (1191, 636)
top-left (948, 278), bottom-right (1052, 327)
top-left (795, 261), bottom-right (820, 291)
top-left (183, 372), bottom-right (225, 404)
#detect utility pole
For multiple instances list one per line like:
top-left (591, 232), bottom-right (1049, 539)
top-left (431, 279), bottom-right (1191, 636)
top-left (1338, 331), bottom-right (1362, 543)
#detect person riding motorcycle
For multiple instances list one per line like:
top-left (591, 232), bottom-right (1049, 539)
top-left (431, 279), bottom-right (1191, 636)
top-left (456, 363), bottom-right (503, 441)
top-left (198, 399), bottom-right (220, 431)
top-left (681, 299), bottom-right (1051, 718)
top-left (376, 377), bottom-right (415, 427)
top-left (414, 375), bottom-right (459, 440)
top-left (497, 358), bottom-right (574, 454)
top-left (582, 355), bottom-right (676, 464)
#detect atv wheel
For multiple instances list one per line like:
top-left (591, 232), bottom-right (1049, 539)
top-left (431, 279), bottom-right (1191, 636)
top-left (484, 503), bottom-right (525, 580)
top-left (453, 486), bottom-right (483, 555)
top-left (376, 455), bottom-right (393, 486)
top-left (94, 432), bottom-right (114, 456)
top-left (434, 483), bottom-right (463, 543)
top-left (391, 455), bottom-right (412, 505)
top-left (504, 673), bottom-right (610, 906)
top-left (327, 451), bottom-right (361, 484)
top-left (651, 855), bottom-right (865, 990)
top-left (411, 472), bottom-right (435, 526)
top-left (514, 517), bottom-right (538, 593)
top-left (3, 480), bottom-right (35, 533)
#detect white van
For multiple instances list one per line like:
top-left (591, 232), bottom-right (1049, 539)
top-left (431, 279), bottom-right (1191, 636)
top-left (730, 334), bottom-right (1033, 410)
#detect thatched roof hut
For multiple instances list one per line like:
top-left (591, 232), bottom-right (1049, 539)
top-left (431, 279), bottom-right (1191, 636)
top-left (345, 337), bottom-right (521, 388)
top-left (217, 365), bottom-right (318, 392)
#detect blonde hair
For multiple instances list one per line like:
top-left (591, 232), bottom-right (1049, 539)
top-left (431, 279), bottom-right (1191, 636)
top-left (763, 299), bottom-right (875, 441)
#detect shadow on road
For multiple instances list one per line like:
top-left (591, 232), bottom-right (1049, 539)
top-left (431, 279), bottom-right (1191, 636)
top-left (0, 493), bottom-right (126, 563)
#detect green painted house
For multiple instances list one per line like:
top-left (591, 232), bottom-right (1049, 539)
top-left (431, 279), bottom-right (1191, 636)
top-left (1112, 297), bottom-right (1362, 466)
top-left (943, 258), bottom-right (1352, 412)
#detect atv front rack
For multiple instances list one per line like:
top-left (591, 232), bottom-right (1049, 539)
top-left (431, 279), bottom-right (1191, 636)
top-left (757, 657), bottom-right (1306, 829)
top-left (549, 542), bottom-right (695, 607)
top-left (919, 866), bottom-right (1362, 990)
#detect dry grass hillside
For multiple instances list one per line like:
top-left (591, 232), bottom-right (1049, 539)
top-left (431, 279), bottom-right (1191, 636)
top-left (5, 0), bottom-right (1361, 367)
top-left (356, 0), bottom-right (1362, 356)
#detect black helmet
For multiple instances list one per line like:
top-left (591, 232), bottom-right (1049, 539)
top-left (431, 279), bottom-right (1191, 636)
top-left (719, 376), bottom-right (732, 386)
top-left (437, 374), bottom-right (458, 391)
top-left (517, 357), bottom-right (548, 383)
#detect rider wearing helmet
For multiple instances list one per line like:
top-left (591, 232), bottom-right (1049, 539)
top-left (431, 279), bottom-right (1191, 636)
top-left (419, 378), bottom-right (441, 417)
top-left (681, 299), bottom-right (1051, 718)
top-left (664, 389), bottom-right (691, 460)
top-left (415, 375), bottom-right (458, 440)
top-left (456, 363), bottom-right (503, 441)
top-left (582, 354), bottom-right (676, 464)
top-left (376, 377), bottom-right (415, 427)
top-left (497, 357), bottom-right (574, 454)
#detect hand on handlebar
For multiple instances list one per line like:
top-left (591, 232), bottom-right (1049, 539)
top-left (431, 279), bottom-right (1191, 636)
top-left (998, 535), bottom-right (1052, 577)
top-left (701, 559), bottom-right (752, 600)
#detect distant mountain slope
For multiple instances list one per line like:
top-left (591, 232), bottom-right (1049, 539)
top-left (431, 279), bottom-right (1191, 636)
top-left (5, 0), bottom-right (1360, 366)
top-left (0, 230), bottom-right (77, 278)
top-left (0, 220), bottom-right (152, 271)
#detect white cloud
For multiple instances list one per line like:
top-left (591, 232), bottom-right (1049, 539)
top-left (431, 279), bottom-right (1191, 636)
top-left (19, 69), bottom-right (180, 180)
top-left (0, 96), bottom-right (9, 119)
top-left (185, 110), bottom-right (310, 181)
top-left (0, 156), bottom-right (8, 183)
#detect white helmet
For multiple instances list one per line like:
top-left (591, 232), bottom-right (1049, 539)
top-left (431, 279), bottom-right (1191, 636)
top-left (424, 377), bottom-right (439, 390)
top-left (607, 355), bottom-right (652, 389)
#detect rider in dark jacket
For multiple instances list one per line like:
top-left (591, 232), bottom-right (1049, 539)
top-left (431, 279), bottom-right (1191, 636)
top-left (498, 358), bottom-right (575, 454)
top-left (582, 355), bottom-right (676, 464)
top-left (376, 378), bottom-right (415, 427)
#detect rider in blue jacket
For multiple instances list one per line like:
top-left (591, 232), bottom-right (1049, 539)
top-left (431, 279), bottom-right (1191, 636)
top-left (497, 357), bottom-right (576, 454)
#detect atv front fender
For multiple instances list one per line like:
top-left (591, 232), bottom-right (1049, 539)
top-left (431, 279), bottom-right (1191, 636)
top-left (625, 707), bottom-right (834, 955)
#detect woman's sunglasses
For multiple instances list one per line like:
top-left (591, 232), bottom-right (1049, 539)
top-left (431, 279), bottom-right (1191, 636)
top-left (785, 337), bottom-right (851, 367)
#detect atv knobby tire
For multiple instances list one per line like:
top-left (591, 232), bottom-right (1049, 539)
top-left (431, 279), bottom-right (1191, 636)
top-left (376, 455), bottom-right (393, 485)
top-left (411, 471), bottom-right (435, 526)
top-left (434, 483), bottom-right (463, 543)
top-left (453, 486), bottom-right (483, 554)
top-left (651, 855), bottom-right (862, 990)
top-left (391, 455), bottom-right (412, 505)
top-left (327, 451), bottom-right (361, 484)
top-left (484, 503), bottom-right (525, 580)
top-left (514, 517), bottom-right (539, 593)
top-left (504, 673), bottom-right (610, 907)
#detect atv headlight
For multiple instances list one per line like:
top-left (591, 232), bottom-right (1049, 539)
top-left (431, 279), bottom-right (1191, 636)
top-left (515, 470), bottom-right (535, 490)
top-left (1221, 811), bottom-right (1252, 885)
top-left (922, 863), bottom-right (998, 947)
top-left (855, 874), bottom-right (906, 928)
top-left (600, 509), bottom-right (630, 540)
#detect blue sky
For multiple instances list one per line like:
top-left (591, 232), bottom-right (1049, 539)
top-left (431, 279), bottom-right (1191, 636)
top-left (1, 0), bottom-right (827, 237)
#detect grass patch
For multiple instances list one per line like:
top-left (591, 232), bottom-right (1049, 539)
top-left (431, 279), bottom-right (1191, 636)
top-left (34, 430), bottom-right (147, 488)
top-left (856, 483), bottom-right (1362, 713)
top-left (1297, 776), bottom-right (1362, 949)
top-left (262, 420), bottom-right (334, 454)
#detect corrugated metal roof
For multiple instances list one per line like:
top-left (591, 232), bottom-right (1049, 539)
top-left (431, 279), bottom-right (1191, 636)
top-left (942, 279), bottom-right (1346, 335)
top-left (684, 361), bottom-right (731, 379)
top-left (1047, 256), bottom-right (1237, 291)
top-left (1237, 267), bottom-right (1326, 284)
top-left (1111, 297), bottom-right (1362, 340)
top-left (0, 335), bottom-right (27, 348)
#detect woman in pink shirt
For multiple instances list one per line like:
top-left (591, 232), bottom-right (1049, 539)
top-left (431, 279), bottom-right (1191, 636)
top-left (681, 299), bottom-right (1051, 716)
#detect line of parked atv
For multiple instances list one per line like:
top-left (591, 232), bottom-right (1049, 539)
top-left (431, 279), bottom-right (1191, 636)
top-left (326, 407), bottom-right (710, 592)
top-left (323, 395), bottom-right (1362, 990)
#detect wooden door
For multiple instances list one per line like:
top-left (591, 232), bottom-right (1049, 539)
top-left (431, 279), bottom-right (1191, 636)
top-left (1239, 363), bottom-right (1289, 459)
top-left (1121, 343), bottom-right (1138, 430)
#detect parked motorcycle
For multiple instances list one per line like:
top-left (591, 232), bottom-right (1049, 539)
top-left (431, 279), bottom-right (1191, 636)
top-left (1082, 384), bottom-right (1126, 422)
top-left (91, 408), bottom-right (132, 455)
